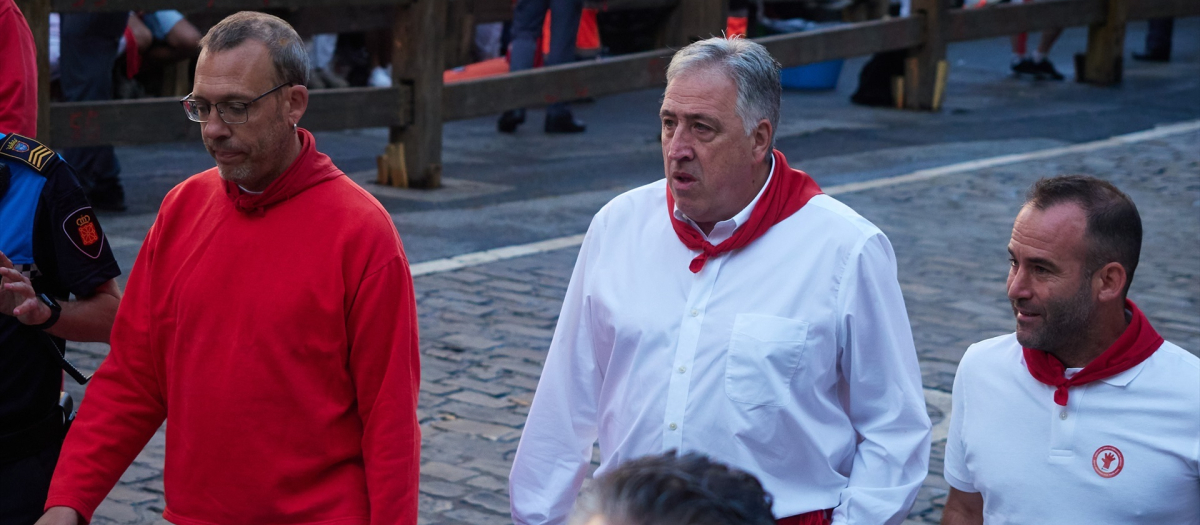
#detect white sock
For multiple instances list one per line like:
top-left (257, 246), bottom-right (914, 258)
top-left (1032, 50), bottom-right (1046, 62)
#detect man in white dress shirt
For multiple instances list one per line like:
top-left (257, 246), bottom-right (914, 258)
top-left (941, 175), bottom-right (1200, 525)
top-left (509, 36), bottom-right (931, 525)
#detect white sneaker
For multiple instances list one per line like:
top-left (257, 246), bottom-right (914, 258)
top-left (368, 66), bottom-right (392, 87)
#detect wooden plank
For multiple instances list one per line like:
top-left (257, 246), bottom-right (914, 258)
top-left (1126, 0), bottom-right (1200, 20)
top-left (656, 0), bottom-right (725, 48)
top-left (50, 0), bottom-right (412, 13)
top-left (944, 0), bottom-right (1105, 42)
top-left (470, 0), bottom-right (513, 24)
top-left (48, 87), bottom-right (409, 148)
top-left (289, 6), bottom-right (395, 35)
top-left (15, 0), bottom-right (52, 144)
top-left (443, 17), bottom-right (923, 121)
top-left (1082, 0), bottom-right (1127, 85)
top-left (389, 0), bottom-right (445, 188)
top-left (757, 17), bottom-right (924, 66)
top-left (905, 0), bottom-right (948, 111)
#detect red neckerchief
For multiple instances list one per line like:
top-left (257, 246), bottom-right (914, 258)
top-left (666, 149), bottom-right (822, 273)
top-left (222, 128), bottom-right (342, 216)
top-left (1023, 299), bottom-right (1163, 406)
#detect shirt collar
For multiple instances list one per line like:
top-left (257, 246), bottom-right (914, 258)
top-left (673, 153), bottom-right (775, 244)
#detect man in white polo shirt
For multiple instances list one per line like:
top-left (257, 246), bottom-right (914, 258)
top-left (510, 36), bottom-right (931, 525)
top-left (941, 175), bottom-right (1200, 525)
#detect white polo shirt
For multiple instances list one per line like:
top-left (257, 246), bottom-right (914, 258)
top-left (945, 333), bottom-right (1200, 524)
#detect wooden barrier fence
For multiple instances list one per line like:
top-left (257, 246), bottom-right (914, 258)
top-left (14, 0), bottom-right (1199, 189)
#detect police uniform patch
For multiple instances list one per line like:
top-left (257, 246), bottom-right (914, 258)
top-left (1, 134), bottom-right (55, 172)
top-left (63, 206), bottom-right (106, 259)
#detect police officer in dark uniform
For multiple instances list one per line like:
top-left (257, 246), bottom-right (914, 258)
top-left (0, 132), bottom-right (121, 525)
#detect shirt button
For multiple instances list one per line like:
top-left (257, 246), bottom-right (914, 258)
top-left (678, 366), bottom-right (687, 374)
top-left (669, 423), bottom-right (678, 430)
top-left (690, 309), bottom-right (699, 317)
top-left (1060, 411), bottom-right (1068, 420)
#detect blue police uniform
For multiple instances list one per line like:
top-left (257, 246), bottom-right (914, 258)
top-left (0, 132), bottom-right (120, 524)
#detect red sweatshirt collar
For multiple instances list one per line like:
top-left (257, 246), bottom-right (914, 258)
top-left (1023, 299), bottom-right (1163, 406)
top-left (666, 149), bottom-right (823, 273)
top-left (222, 128), bottom-right (342, 216)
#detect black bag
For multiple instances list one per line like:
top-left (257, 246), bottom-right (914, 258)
top-left (851, 49), bottom-right (907, 107)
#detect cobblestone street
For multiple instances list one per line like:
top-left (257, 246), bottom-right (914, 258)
top-left (65, 128), bottom-right (1199, 524)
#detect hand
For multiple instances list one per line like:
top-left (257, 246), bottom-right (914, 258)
top-left (34, 507), bottom-right (83, 525)
top-left (0, 250), bottom-right (51, 326)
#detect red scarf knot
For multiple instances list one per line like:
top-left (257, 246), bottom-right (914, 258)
top-left (1022, 299), bottom-right (1163, 406)
top-left (667, 150), bottom-right (822, 273)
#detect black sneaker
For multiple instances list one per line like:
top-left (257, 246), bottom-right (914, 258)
top-left (1032, 58), bottom-right (1065, 80)
top-left (1011, 57), bottom-right (1039, 77)
top-left (497, 109), bottom-right (525, 133)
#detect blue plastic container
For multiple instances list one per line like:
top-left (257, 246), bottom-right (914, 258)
top-left (780, 59), bottom-right (845, 90)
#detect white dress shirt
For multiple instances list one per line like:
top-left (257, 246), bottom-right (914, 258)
top-left (945, 334), bottom-right (1200, 524)
top-left (509, 170), bottom-right (931, 525)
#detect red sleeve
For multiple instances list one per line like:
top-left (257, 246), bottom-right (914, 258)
top-left (45, 221), bottom-right (166, 522)
top-left (348, 255), bottom-right (421, 525)
top-left (0, 2), bottom-right (38, 137)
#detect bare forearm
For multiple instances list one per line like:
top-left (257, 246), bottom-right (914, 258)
top-left (941, 488), bottom-right (984, 525)
top-left (45, 279), bottom-right (123, 343)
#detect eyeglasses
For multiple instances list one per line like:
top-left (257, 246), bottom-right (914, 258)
top-left (180, 83), bottom-right (292, 125)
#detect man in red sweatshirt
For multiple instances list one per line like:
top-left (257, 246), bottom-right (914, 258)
top-left (36, 12), bottom-right (421, 525)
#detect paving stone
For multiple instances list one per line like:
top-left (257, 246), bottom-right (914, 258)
top-left (441, 334), bottom-right (504, 351)
top-left (466, 474), bottom-right (509, 492)
top-left (430, 418), bottom-right (522, 442)
top-left (450, 390), bottom-right (515, 408)
top-left (463, 490), bottom-right (512, 514)
top-left (419, 480), bottom-right (469, 498)
top-left (422, 461), bottom-right (478, 482)
top-left (444, 376), bottom-right (514, 396)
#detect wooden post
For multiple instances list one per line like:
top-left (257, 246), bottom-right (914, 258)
top-left (382, 0), bottom-right (445, 189)
top-left (15, 0), bottom-right (51, 144)
top-left (1078, 0), bottom-right (1127, 85)
top-left (657, 0), bottom-right (727, 49)
top-left (904, 0), bottom-right (948, 111)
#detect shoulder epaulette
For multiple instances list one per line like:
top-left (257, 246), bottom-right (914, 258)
top-left (0, 133), bottom-right (57, 174)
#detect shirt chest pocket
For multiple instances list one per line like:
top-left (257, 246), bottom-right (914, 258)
top-left (724, 314), bottom-right (809, 407)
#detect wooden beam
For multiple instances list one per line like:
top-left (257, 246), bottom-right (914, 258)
top-left (388, 0), bottom-right (445, 188)
top-left (1126, 0), bottom-right (1200, 20)
top-left (757, 17), bottom-right (924, 66)
top-left (15, 0), bottom-right (52, 144)
top-left (444, 17), bottom-right (923, 121)
top-left (1081, 0), bottom-right (1128, 85)
top-left (48, 87), bottom-right (409, 148)
top-left (944, 0), bottom-right (1105, 42)
top-left (50, 0), bottom-right (412, 13)
top-left (469, 0), bottom-right (513, 24)
top-left (905, 0), bottom-right (949, 111)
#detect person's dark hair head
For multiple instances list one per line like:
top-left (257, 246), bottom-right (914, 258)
top-left (569, 451), bottom-right (776, 525)
top-left (1024, 175), bottom-right (1142, 296)
top-left (199, 12), bottom-right (309, 87)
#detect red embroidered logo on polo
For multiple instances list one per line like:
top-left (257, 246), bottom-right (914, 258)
top-left (1092, 445), bottom-right (1123, 478)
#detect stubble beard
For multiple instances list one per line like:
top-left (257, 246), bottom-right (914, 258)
top-left (1014, 277), bottom-right (1096, 358)
top-left (212, 117), bottom-right (291, 188)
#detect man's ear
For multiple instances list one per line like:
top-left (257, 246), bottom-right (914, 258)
top-left (1094, 261), bottom-right (1128, 303)
top-left (752, 118), bottom-right (773, 163)
top-left (285, 84), bottom-right (309, 127)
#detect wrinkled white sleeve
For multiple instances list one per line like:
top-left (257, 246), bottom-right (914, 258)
top-left (509, 215), bottom-right (606, 525)
top-left (833, 233), bottom-right (932, 525)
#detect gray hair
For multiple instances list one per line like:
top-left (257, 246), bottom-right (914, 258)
top-left (666, 37), bottom-right (782, 145)
top-left (199, 11), bottom-right (309, 87)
